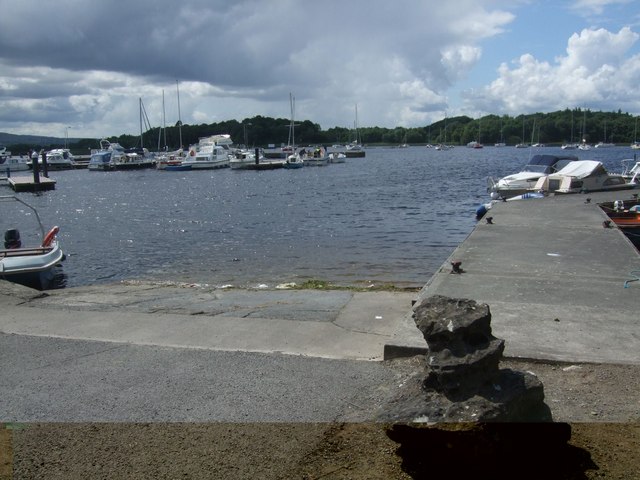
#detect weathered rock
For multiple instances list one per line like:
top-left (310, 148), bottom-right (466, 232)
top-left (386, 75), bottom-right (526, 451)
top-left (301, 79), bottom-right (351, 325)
top-left (379, 295), bottom-right (552, 422)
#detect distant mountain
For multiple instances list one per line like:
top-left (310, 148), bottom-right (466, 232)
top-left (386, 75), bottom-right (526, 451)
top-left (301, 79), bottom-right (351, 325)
top-left (0, 132), bottom-right (82, 147)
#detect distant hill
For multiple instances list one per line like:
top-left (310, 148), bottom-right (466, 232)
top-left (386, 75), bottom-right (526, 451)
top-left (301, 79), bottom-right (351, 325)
top-left (0, 132), bottom-right (84, 147)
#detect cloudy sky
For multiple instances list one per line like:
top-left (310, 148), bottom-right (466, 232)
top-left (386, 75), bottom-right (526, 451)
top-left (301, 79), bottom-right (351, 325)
top-left (0, 0), bottom-right (639, 140)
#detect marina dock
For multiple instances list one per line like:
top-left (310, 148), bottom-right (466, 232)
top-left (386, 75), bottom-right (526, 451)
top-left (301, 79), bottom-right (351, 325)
top-left (387, 190), bottom-right (640, 364)
top-left (6, 175), bottom-right (56, 191)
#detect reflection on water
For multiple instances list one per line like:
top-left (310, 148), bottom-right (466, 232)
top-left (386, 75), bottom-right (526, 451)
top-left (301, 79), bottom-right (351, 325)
top-left (7, 146), bottom-right (634, 289)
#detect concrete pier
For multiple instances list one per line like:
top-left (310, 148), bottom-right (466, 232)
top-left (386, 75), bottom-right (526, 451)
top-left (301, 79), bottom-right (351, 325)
top-left (386, 190), bottom-right (640, 365)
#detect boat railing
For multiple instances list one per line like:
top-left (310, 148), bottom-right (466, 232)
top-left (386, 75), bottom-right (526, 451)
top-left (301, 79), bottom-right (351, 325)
top-left (1, 245), bottom-right (54, 258)
top-left (0, 195), bottom-right (45, 239)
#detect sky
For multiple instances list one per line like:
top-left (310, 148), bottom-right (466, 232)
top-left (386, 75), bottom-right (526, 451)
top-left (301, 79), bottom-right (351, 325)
top-left (0, 0), bottom-right (639, 141)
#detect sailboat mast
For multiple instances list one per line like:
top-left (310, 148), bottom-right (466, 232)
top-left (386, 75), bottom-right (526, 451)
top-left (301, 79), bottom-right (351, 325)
top-left (139, 98), bottom-right (144, 148)
top-left (176, 80), bottom-right (183, 149)
top-left (162, 90), bottom-right (167, 150)
top-left (290, 93), bottom-right (295, 150)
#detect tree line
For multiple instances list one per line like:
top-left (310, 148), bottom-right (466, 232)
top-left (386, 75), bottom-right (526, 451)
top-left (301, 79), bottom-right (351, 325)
top-left (8, 108), bottom-right (640, 155)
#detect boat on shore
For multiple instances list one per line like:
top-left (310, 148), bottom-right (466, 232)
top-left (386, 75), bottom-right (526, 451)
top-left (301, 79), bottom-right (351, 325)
top-left (0, 195), bottom-right (66, 290)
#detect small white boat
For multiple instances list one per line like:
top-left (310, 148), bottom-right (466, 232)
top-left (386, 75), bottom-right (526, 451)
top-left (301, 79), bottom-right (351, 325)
top-left (113, 148), bottom-right (156, 169)
top-left (488, 154), bottom-right (578, 199)
top-left (283, 153), bottom-right (304, 169)
top-left (0, 195), bottom-right (66, 290)
top-left (88, 140), bottom-right (127, 171)
top-left (28, 148), bottom-right (76, 170)
top-left (155, 149), bottom-right (185, 170)
top-left (230, 149), bottom-right (262, 170)
top-left (183, 134), bottom-right (233, 169)
top-left (0, 146), bottom-right (29, 172)
top-left (328, 152), bottom-right (346, 163)
top-left (88, 151), bottom-right (113, 171)
top-left (300, 146), bottom-right (330, 166)
top-left (0, 155), bottom-right (30, 172)
top-left (534, 160), bottom-right (637, 194)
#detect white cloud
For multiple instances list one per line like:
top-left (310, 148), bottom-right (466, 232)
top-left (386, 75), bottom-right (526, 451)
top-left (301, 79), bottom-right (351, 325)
top-left (470, 27), bottom-right (640, 114)
top-left (569, 0), bottom-right (633, 16)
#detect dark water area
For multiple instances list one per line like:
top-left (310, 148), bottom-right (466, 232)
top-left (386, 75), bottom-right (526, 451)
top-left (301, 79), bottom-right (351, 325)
top-left (3, 146), bottom-right (635, 289)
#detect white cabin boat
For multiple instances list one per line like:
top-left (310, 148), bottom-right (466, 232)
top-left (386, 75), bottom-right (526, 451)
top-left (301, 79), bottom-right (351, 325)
top-left (0, 155), bottom-right (30, 172)
top-left (184, 134), bottom-right (233, 169)
top-left (28, 149), bottom-right (76, 170)
top-left (534, 160), bottom-right (636, 194)
top-left (488, 154), bottom-right (578, 199)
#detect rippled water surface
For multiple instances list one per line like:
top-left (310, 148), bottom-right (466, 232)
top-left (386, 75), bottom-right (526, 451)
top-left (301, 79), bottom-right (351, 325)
top-left (4, 146), bottom-right (634, 288)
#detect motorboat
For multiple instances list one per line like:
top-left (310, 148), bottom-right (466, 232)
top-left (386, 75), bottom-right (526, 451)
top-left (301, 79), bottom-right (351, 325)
top-left (0, 195), bottom-right (66, 290)
top-left (599, 199), bottom-right (640, 249)
top-left (0, 146), bottom-right (29, 172)
top-left (28, 148), bottom-right (76, 170)
top-left (88, 140), bottom-right (127, 171)
top-left (488, 154), bottom-right (579, 199)
top-left (283, 153), bottom-right (304, 169)
top-left (600, 200), bottom-right (640, 227)
top-left (112, 147), bottom-right (156, 169)
top-left (88, 151), bottom-right (113, 171)
top-left (230, 149), bottom-right (262, 170)
top-left (534, 160), bottom-right (637, 194)
top-left (328, 152), bottom-right (346, 163)
top-left (156, 149), bottom-right (185, 170)
top-left (299, 146), bottom-right (330, 166)
top-left (0, 155), bottom-right (30, 172)
top-left (183, 134), bottom-right (233, 169)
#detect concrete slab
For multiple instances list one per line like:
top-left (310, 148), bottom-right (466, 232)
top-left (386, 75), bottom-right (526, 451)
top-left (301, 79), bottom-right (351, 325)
top-left (0, 282), bottom-right (415, 361)
top-left (386, 191), bottom-right (640, 365)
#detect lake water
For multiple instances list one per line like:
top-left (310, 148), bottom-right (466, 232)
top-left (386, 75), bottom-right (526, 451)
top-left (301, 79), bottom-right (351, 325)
top-left (3, 145), bottom-right (635, 289)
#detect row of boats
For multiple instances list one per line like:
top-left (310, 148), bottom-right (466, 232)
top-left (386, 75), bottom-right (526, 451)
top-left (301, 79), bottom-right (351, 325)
top-left (0, 135), bottom-right (348, 173)
top-left (487, 154), bottom-right (640, 200)
top-left (0, 146), bottom-right (78, 172)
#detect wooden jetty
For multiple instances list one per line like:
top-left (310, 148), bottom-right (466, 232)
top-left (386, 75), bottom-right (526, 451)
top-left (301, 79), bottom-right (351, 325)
top-left (7, 176), bottom-right (56, 192)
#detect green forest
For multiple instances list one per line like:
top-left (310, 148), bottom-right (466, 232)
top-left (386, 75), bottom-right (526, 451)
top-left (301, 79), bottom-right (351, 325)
top-left (7, 108), bottom-right (640, 154)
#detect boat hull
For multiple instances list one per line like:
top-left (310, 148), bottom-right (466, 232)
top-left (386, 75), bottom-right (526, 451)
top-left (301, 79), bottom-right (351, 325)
top-left (0, 242), bottom-right (66, 290)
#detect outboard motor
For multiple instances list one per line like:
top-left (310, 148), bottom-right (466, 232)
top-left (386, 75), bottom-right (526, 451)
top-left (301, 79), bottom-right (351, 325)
top-left (4, 228), bottom-right (21, 249)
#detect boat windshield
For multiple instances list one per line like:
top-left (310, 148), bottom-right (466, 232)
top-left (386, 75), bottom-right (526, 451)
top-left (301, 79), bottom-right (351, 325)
top-left (522, 165), bottom-right (550, 173)
top-left (552, 159), bottom-right (575, 172)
